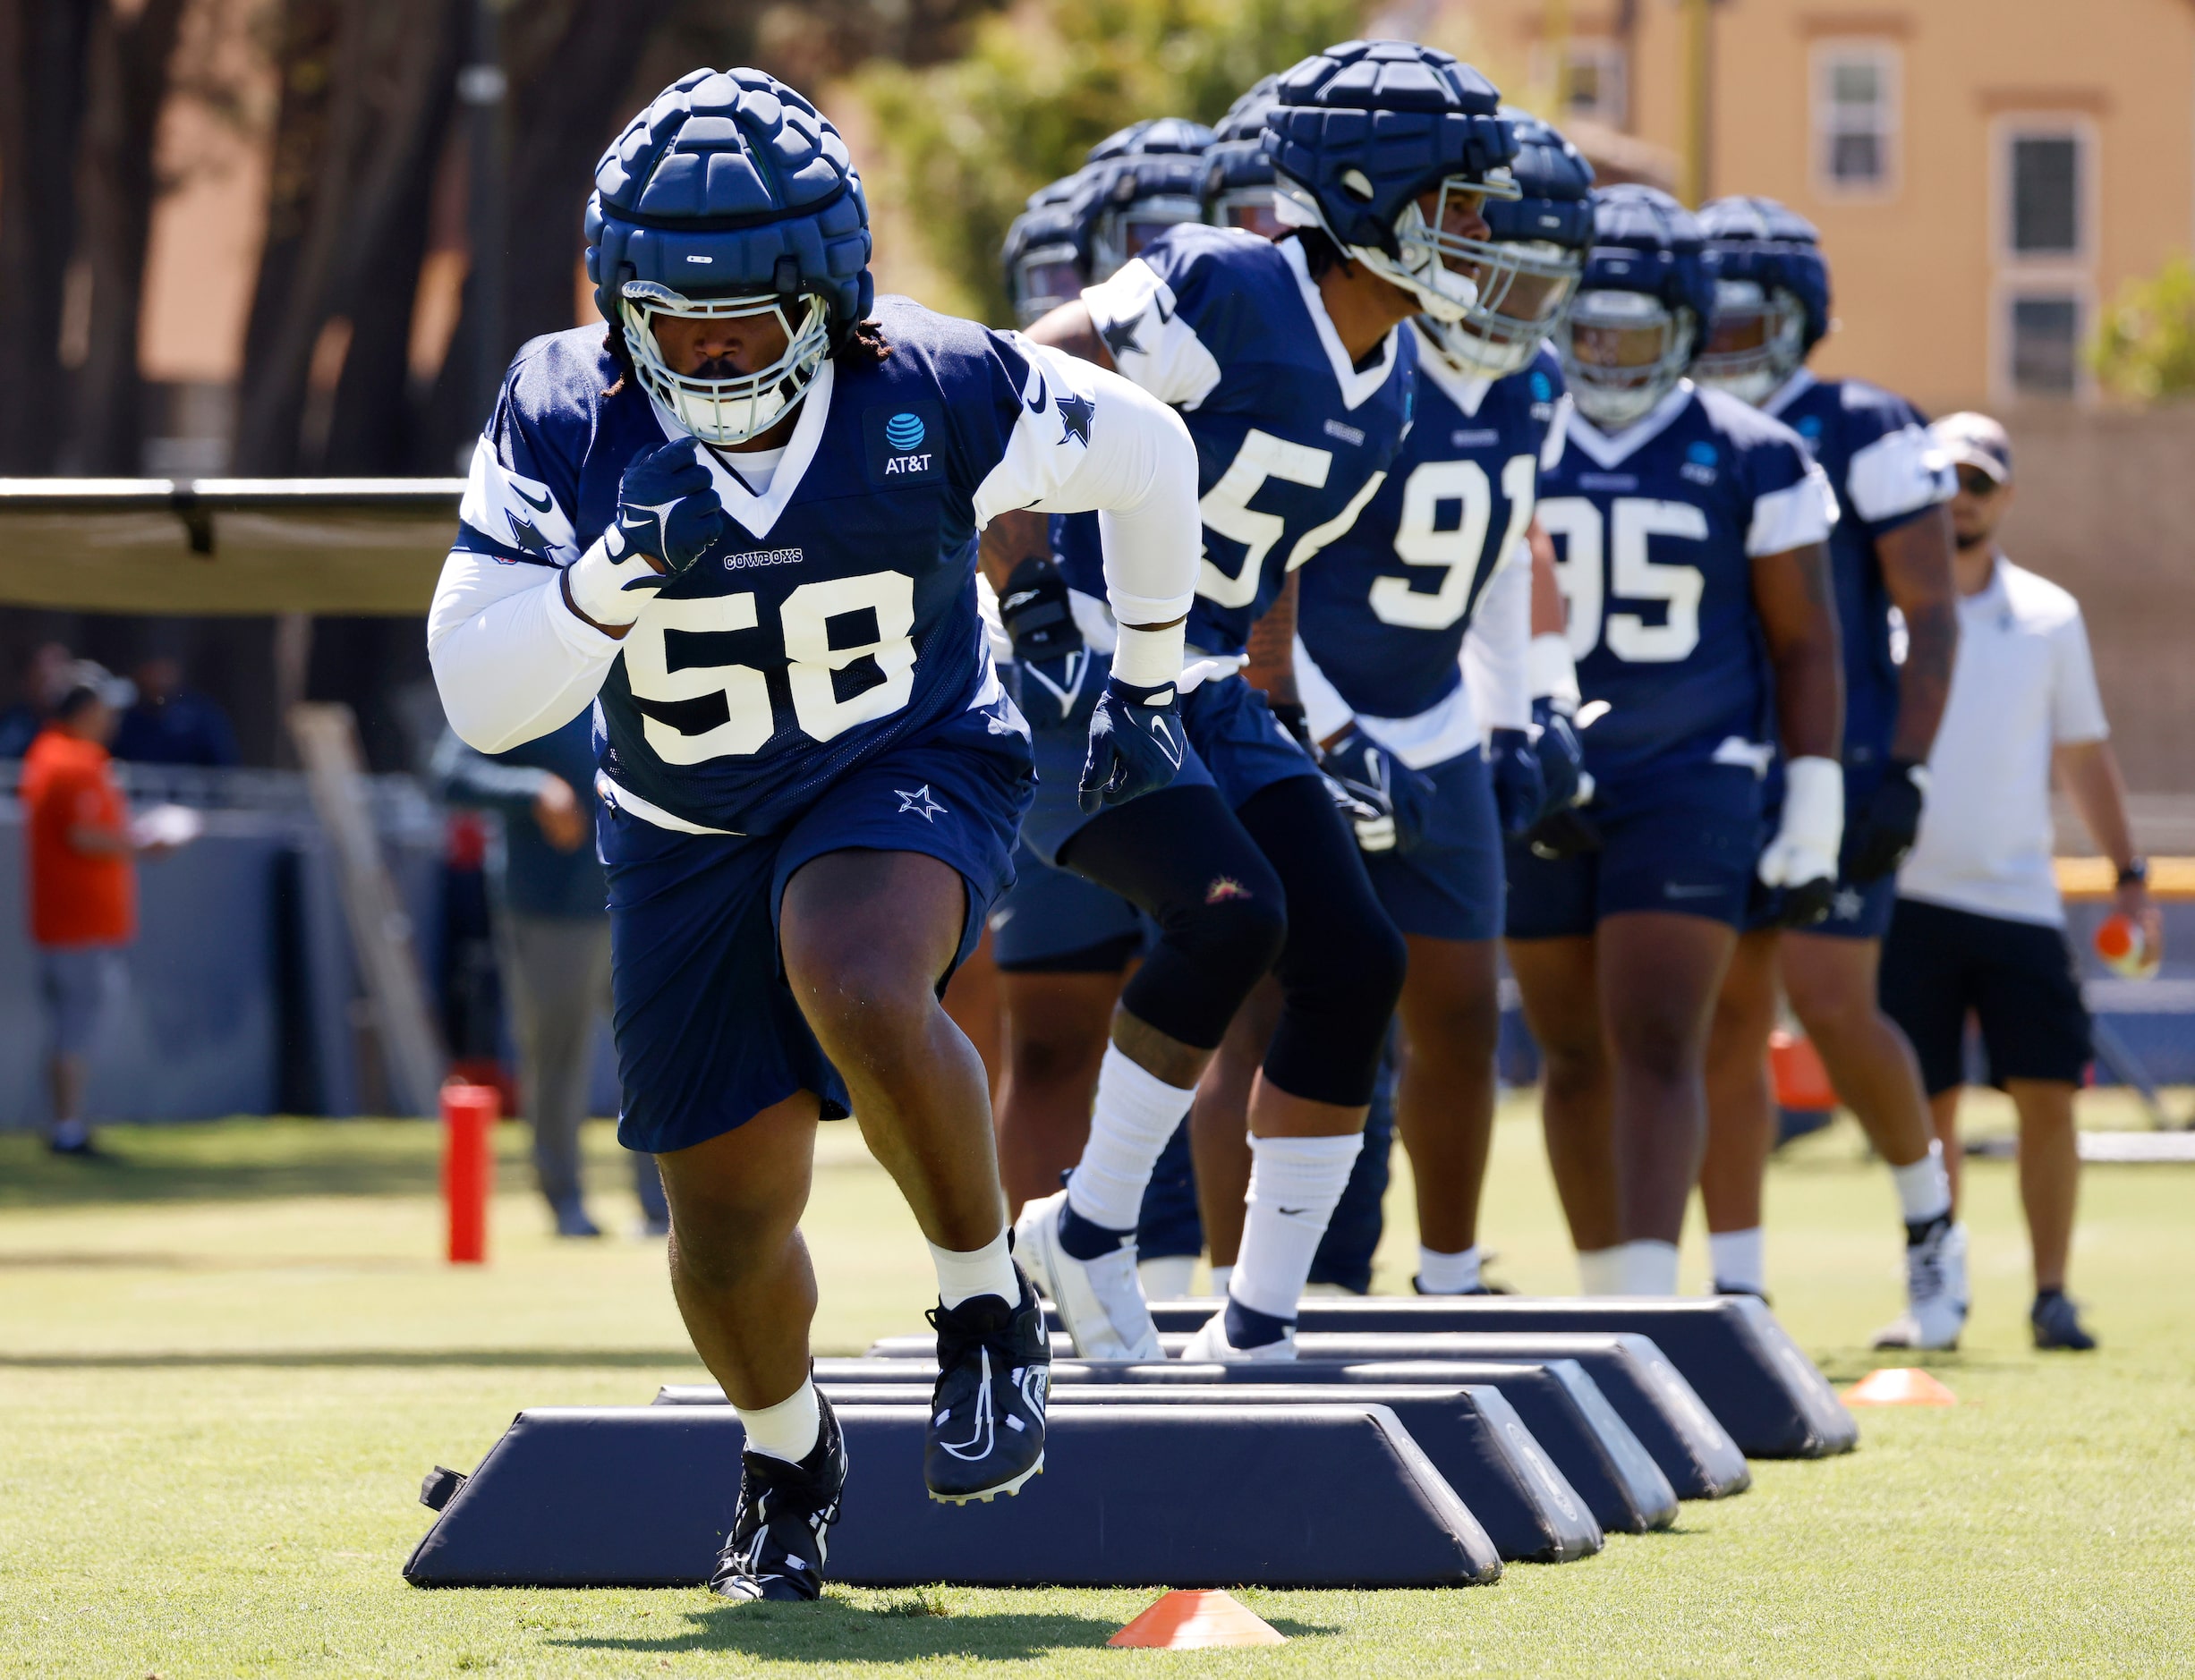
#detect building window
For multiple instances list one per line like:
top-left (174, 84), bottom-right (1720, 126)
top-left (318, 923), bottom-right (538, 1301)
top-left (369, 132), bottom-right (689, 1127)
top-left (2006, 131), bottom-right (2085, 258)
top-left (2007, 295), bottom-right (2081, 396)
top-left (1812, 42), bottom-right (1900, 195)
top-left (1565, 42), bottom-right (1628, 129)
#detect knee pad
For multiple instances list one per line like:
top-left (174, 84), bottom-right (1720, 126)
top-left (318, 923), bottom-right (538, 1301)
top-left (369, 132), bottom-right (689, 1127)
top-left (1120, 878), bottom-right (1287, 1050)
top-left (1263, 907), bottom-right (1407, 1107)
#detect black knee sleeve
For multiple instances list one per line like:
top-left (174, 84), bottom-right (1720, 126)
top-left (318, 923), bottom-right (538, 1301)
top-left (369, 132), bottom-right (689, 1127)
top-left (1236, 776), bottom-right (1408, 1107)
top-left (1059, 785), bottom-right (1287, 1050)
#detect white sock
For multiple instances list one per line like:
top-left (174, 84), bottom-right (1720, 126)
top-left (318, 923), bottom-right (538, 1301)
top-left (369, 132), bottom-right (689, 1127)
top-left (1065, 1046), bottom-right (1196, 1232)
top-left (1229, 1133), bottom-right (1363, 1319)
top-left (1708, 1227), bottom-right (1765, 1294)
top-left (736, 1377), bottom-right (821, 1464)
top-left (928, 1226), bottom-right (1018, 1309)
top-left (1890, 1140), bottom-right (1953, 1226)
top-left (1417, 1244), bottom-right (1482, 1294)
top-left (1207, 1263), bottom-right (1233, 1297)
top-left (1137, 1253), bottom-right (1198, 1301)
top-left (1578, 1246), bottom-right (1627, 1294)
top-left (1617, 1239), bottom-right (1681, 1295)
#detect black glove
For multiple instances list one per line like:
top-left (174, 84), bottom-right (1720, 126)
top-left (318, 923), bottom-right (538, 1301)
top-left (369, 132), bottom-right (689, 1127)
top-left (998, 556), bottom-right (1097, 731)
top-left (1773, 877), bottom-right (1836, 929)
top-left (1266, 700), bottom-right (1316, 756)
top-left (1320, 723), bottom-right (1437, 854)
top-left (1844, 759), bottom-right (1927, 883)
top-left (1486, 727), bottom-right (1548, 837)
top-left (1078, 675), bottom-right (1187, 813)
top-left (1525, 803), bottom-right (1604, 861)
top-left (613, 437), bottom-right (727, 575)
top-left (1531, 699), bottom-right (1586, 818)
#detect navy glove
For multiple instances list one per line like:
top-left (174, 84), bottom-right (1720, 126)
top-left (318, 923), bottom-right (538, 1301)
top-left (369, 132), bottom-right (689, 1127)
top-left (1844, 759), bottom-right (1928, 883)
top-left (614, 438), bottom-right (727, 576)
top-left (1078, 675), bottom-right (1187, 813)
top-left (1321, 723), bottom-right (1437, 853)
top-left (1531, 699), bottom-right (1586, 819)
top-left (1486, 727), bottom-right (1548, 838)
top-left (1771, 876), bottom-right (1837, 929)
top-left (999, 556), bottom-right (1098, 732)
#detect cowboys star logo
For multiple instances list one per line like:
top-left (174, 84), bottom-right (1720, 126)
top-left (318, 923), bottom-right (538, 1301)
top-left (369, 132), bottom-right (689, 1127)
top-left (896, 785), bottom-right (948, 822)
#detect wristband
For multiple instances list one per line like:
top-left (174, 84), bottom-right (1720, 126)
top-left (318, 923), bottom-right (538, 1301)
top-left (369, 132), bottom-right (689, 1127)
top-left (1527, 632), bottom-right (1580, 710)
top-left (1109, 616), bottom-right (1185, 692)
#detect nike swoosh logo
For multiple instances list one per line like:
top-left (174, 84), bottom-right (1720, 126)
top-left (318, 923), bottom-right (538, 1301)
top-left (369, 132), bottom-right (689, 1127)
top-left (1026, 373), bottom-right (1049, 415)
top-left (513, 482), bottom-right (553, 513)
top-left (1277, 1206), bottom-right (1308, 1217)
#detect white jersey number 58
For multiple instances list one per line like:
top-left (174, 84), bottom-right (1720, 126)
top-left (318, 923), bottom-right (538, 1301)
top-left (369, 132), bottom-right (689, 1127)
top-left (621, 569), bottom-right (916, 765)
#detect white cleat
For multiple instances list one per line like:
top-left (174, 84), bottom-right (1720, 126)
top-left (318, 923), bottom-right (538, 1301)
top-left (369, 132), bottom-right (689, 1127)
top-left (1012, 1190), bottom-right (1163, 1361)
top-left (1179, 1308), bottom-right (1297, 1362)
top-left (1872, 1218), bottom-right (1969, 1350)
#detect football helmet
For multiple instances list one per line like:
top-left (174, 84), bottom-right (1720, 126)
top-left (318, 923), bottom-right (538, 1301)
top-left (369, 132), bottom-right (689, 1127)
top-left (1002, 170), bottom-right (1094, 327)
top-left (1695, 195), bottom-right (1832, 404)
top-left (1424, 108), bottom-right (1595, 378)
top-left (1263, 39), bottom-right (1521, 323)
top-left (1001, 122), bottom-right (1213, 325)
top-left (1556, 184), bottom-right (1716, 430)
top-left (1203, 75), bottom-right (1285, 236)
top-left (585, 68), bottom-right (870, 445)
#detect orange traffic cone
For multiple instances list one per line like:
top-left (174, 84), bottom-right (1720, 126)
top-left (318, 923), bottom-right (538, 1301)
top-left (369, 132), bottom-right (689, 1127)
top-left (1109, 1590), bottom-right (1287, 1649)
top-left (1844, 1367), bottom-right (1958, 1406)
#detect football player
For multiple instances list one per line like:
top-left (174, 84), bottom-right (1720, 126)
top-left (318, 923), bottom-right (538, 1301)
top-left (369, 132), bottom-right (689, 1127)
top-left (1505, 185), bottom-right (1844, 1294)
top-left (427, 69), bottom-right (1200, 1596)
top-left (993, 128), bottom-right (1216, 1304)
top-left (1690, 198), bottom-right (1963, 1341)
top-left (1005, 41), bottom-right (1520, 1360)
top-left (1285, 112), bottom-right (1594, 1297)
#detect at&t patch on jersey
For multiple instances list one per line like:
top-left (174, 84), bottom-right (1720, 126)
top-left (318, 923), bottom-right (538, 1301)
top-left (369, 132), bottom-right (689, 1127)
top-left (864, 401), bottom-right (947, 485)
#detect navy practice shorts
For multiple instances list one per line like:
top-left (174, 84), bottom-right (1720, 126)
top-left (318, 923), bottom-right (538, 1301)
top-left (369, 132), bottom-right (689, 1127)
top-left (989, 842), bottom-right (1148, 972)
top-left (605, 708), bottom-right (1034, 1156)
top-left (1363, 745), bottom-right (1504, 943)
top-left (1505, 765), bottom-right (1764, 938)
top-left (1745, 768), bottom-right (1897, 939)
top-left (1017, 667), bottom-right (1315, 866)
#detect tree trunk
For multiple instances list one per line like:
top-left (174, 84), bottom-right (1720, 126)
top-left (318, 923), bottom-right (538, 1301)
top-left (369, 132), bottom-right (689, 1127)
top-left (0, 0), bottom-right (98, 472)
top-left (232, 0), bottom-right (459, 474)
top-left (67, 0), bottom-right (192, 475)
top-left (419, 0), bottom-right (677, 471)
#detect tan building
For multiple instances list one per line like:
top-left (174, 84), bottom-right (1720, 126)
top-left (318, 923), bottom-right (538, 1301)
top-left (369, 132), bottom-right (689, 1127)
top-left (1452, 0), bottom-right (2195, 415)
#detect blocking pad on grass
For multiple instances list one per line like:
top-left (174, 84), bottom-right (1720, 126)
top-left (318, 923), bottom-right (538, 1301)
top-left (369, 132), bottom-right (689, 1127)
top-left (404, 1404), bottom-right (1502, 1589)
top-left (809, 1382), bottom-right (1602, 1564)
top-left (869, 1328), bottom-right (1749, 1499)
top-left (664, 1354), bottom-right (1680, 1538)
top-left (1130, 1296), bottom-right (1857, 1458)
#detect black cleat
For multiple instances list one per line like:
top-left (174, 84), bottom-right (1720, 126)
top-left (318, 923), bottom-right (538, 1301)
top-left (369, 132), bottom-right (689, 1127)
top-left (709, 1390), bottom-right (847, 1602)
top-left (2031, 1289), bottom-right (2097, 1352)
top-left (924, 1265), bottom-right (1049, 1505)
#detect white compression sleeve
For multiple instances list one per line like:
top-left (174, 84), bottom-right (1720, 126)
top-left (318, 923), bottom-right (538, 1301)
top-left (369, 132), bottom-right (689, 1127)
top-left (1462, 541), bottom-right (1531, 733)
top-left (427, 549), bottom-right (624, 753)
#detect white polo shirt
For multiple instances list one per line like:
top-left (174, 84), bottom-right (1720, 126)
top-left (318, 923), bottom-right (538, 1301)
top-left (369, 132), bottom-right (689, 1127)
top-left (1897, 556), bottom-right (2109, 928)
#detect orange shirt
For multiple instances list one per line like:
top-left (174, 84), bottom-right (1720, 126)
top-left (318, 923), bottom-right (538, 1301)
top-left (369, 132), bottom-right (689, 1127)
top-left (21, 726), bottom-right (135, 947)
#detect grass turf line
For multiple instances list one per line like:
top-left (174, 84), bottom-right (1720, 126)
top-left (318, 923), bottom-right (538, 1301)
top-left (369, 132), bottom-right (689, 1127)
top-left (1, 1095), bottom-right (2191, 1677)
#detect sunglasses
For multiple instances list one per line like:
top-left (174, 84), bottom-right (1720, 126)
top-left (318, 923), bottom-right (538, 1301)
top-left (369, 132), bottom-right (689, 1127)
top-left (1954, 466), bottom-right (2002, 497)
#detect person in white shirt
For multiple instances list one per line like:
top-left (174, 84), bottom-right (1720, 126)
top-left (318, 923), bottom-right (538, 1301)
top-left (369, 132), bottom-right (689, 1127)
top-left (1878, 411), bottom-right (2161, 1353)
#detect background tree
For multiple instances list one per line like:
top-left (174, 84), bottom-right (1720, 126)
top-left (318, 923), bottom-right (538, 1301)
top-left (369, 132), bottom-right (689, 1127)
top-left (2091, 256), bottom-right (2195, 404)
top-left (853, 0), bottom-right (1361, 324)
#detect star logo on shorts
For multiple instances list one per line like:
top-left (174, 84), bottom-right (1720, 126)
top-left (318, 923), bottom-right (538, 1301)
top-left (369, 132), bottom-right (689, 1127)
top-left (896, 785), bottom-right (947, 822)
top-left (1833, 887), bottom-right (1865, 921)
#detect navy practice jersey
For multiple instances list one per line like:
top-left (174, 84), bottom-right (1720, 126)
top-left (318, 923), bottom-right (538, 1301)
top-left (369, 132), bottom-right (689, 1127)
top-left (1765, 370), bottom-right (1953, 779)
top-left (1535, 382), bottom-right (1837, 792)
top-left (452, 297), bottom-right (1094, 836)
top-left (1297, 340), bottom-right (1567, 721)
top-left (1079, 225), bottom-right (1416, 664)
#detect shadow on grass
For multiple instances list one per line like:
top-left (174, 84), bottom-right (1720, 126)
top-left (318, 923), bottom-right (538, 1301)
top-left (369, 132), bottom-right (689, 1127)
top-left (0, 1120), bottom-right (558, 1210)
top-left (0, 1349), bottom-right (706, 1370)
top-left (550, 1595), bottom-right (1335, 1662)
top-left (551, 1599), bottom-right (1127, 1663)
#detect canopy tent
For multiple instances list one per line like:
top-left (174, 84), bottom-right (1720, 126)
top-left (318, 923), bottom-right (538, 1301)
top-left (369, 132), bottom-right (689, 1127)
top-left (0, 479), bottom-right (464, 615)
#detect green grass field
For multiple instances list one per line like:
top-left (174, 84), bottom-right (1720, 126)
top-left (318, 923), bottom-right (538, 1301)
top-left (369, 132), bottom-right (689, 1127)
top-left (3, 1094), bottom-right (2192, 1677)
